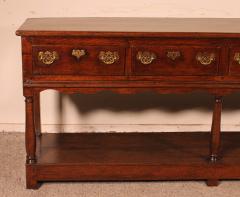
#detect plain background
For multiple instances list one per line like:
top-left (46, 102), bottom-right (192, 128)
top-left (1, 0), bottom-right (240, 133)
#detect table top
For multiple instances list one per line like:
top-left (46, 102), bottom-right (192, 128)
top-left (16, 17), bottom-right (240, 37)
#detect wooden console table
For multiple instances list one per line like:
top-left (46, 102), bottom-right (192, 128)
top-left (16, 18), bottom-right (240, 189)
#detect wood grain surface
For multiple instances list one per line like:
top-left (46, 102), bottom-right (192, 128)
top-left (16, 17), bottom-right (240, 37)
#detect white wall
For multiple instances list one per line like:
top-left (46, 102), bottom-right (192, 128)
top-left (1, 0), bottom-right (240, 133)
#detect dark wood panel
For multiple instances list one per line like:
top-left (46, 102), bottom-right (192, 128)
top-left (29, 75), bottom-right (240, 82)
top-left (132, 45), bottom-right (220, 76)
top-left (31, 37), bottom-right (128, 46)
top-left (38, 132), bottom-right (209, 164)
top-left (34, 164), bottom-right (240, 181)
top-left (229, 47), bottom-right (240, 75)
top-left (37, 132), bottom-right (240, 165)
top-left (32, 45), bottom-right (126, 75)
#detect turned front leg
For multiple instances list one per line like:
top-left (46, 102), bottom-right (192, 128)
top-left (34, 92), bottom-right (41, 137)
top-left (206, 96), bottom-right (222, 186)
top-left (209, 96), bottom-right (222, 162)
top-left (25, 96), bottom-right (37, 164)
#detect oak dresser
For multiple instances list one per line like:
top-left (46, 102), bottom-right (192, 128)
top-left (16, 18), bottom-right (240, 189)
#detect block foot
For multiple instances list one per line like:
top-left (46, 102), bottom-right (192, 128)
top-left (26, 178), bottom-right (40, 189)
top-left (206, 179), bottom-right (219, 186)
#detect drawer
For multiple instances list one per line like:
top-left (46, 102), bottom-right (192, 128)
top-left (132, 46), bottom-right (220, 75)
top-left (229, 47), bottom-right (240, 75)
top-left (32, 45), bottom-right (125, 75)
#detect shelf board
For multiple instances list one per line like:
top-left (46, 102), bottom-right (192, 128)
top-left (31, 132), bottom-right (240, 181)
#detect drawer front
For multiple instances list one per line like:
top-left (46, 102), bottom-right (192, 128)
top-left (132, 46), bottom-right (220, 75)
top-left (229, 47), bottom-right (240, 75)
top-left (33, 45), bottom-right (125, 75)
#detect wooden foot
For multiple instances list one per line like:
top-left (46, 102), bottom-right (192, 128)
top-left (206, 179), bottom-right (220, 186)
top-left (26, 165), bottom-right (39, 189)
top-left (26, 178), bottom-right (39, 189)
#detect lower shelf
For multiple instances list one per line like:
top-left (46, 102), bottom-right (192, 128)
top-left (28, 132), bottom-right (240, 187)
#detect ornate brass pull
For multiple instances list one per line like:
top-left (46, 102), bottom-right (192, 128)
top-left (38, 51), bottom-right (59, 65)
top-left (196, 52), bottom-right (216, 65)
top-left (98, 51), bottom-right (119, 64)
top-left (72, 49), bottom-right (86, 60)
top-left (167, 51), bottom-right (181, 61)
top-left (136, 51), bottom-right (156, 65)
top-left (234, 52), bottom-right (240, 64)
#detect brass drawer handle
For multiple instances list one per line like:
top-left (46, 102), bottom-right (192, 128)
top-left (72, 49), bottom-right (86, 60)
top-left (38, 51), bottom-right (59, 65)
top-left (136, 51), bottom-right (156, 65)
top-left (98, 51), bottom-right (119, 64)
top-left (234, 52), bottom-right (240, 64)
top-left (167, 51), bottom-right (181, 60)
top-left (196, 52), bottom-right (216, 65)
